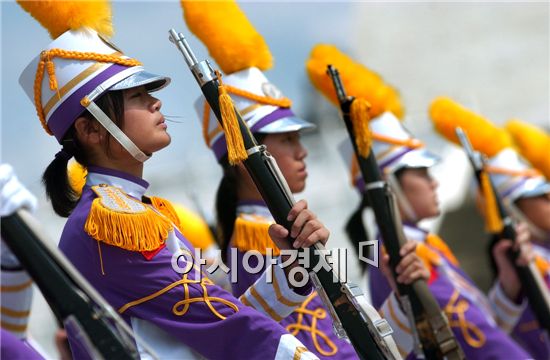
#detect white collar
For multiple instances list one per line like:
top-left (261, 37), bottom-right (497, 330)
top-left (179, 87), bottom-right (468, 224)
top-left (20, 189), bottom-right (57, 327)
top-left (85, 166), bottom-right (149, 199)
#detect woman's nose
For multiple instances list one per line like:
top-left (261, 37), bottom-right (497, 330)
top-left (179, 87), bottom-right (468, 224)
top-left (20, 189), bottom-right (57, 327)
top-left (297, 142), bottom-right (308, 160)
top-left (150, 96), bottom-right (162, 111)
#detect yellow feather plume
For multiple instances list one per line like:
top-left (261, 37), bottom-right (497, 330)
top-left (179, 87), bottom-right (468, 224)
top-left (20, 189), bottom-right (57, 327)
top-left (506, 120), bottom-right (550, 179)
top-left (306, 44), bottom-right (403, 119)
top-left (429, 97), bottom-right (512, 157)
top-left (181, 0), bottom-right (272, 74)
top-left (67, 160), bottom-right (87, 196)
top-left (17, 1), bottom-right (113, 39)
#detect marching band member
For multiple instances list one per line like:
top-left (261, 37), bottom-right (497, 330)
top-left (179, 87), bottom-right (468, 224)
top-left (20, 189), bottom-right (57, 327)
top-left (307, 45), bottom-right (532, 358)
top-left (17, 1), bottom-right (320, 358)
top-left (444, 115), bottom-right (550, 359)
top-left (183, 2), bottom-right (359, 358)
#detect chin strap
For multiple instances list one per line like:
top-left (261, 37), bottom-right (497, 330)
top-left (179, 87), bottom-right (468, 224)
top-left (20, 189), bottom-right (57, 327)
top-left (80, 96), bottom-right (151, 163)
top-left (387, 172), bottom-right (417, 223)
top-left (507, 200), bottom-right (547, 240)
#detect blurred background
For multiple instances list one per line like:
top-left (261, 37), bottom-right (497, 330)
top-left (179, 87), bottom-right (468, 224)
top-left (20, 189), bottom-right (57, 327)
top-left (1, 1), bottom-right (548, 357)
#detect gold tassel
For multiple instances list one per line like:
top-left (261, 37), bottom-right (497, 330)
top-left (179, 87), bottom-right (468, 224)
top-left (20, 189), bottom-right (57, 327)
top-left (233, 217), bottom-right (280, 256)
top-left (426, 233), bottom-right (459, 266)
top-left (84, 199), bottom-right (172, 252)
top-left (350, 98), bottom-right (372, 158)
top-left (480, 171), bottom-right (503, 233)
top-left (216, 71), bottom-right (247, 165)
top-left (150, 196), bottom-right (183, 231)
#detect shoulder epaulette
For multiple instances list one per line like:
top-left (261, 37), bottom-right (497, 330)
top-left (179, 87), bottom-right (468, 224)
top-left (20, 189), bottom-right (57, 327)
top-left (84, 185), bottom-right (173, 251)
top-left (233, 214), bottom-right (280, 256)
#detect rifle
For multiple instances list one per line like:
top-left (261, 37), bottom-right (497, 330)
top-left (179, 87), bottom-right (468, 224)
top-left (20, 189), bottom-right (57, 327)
top-left (456, 127), bottom-right (550, 334)
top-left (327, 65), bottom-right (465, 360)
top-left (1, 210), bottom-right (158, 360)
top-left (168, 29), bottom-right (402, 360)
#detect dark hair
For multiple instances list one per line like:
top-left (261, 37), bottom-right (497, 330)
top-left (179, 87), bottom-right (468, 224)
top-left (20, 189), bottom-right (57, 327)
top-left (344, 167), bottom-right (408, 272)
top-left (42, 90), bottom-right (125, 217)
top-left (215, 134), bottom-right (266, 261)
top-left (345, 194), bottom-right (371, 272)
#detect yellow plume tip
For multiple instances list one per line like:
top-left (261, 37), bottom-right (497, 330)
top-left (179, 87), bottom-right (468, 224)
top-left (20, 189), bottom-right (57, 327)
top-left (306, 44), bottom-right (404, 119)
top-left (181, 0), bottom-right (272, 74)
top-left (429, 97), bottom-right (512, 157)
top-left (506, 119), bottom-right (550, 179)
top-left (67, 161), bottom-right (88, 196)
top-left (17, 0), bottom-right (113, 39)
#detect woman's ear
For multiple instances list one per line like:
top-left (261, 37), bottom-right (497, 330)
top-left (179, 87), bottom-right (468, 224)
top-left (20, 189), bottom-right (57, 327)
top-left (74, 117), bottom-right (102, 145)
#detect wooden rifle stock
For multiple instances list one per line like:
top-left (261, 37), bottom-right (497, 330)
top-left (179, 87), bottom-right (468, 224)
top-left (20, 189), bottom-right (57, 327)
top-left (327, 65), bottom-right (465, 360)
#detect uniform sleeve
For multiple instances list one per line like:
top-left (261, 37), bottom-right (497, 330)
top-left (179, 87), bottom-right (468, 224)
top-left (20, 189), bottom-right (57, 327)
top-left (378, 292), bottom-right (413, 358)
top-left (80, 240), bottom-right (318, 360)
top-left (0, 164), bottom-right (37, 340)
top-left (488, 281), bottom-right (526, 333)
top-left (239, 261), bottom-right (312, 321)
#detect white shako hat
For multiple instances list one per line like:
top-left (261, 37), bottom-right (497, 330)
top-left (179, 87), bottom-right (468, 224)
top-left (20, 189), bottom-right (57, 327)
top-left (195, 67), bottom-right (314, 162)
top-left (18, 0), bottom-right (169, 162)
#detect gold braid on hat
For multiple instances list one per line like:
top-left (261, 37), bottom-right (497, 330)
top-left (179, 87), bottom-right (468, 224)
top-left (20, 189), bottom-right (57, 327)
top-left (34, 49), bottom-right (141, 135)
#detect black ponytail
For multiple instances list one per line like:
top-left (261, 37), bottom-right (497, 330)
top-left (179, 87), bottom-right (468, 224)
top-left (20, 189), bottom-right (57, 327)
top-left (42, 90), bottom-right (125, 217)
top-left (214, 134), bottom-right (267, 261)
top-left (215, 162), bottom-right (239, 261)
top-left (345, 194), bottom-right (371, 272)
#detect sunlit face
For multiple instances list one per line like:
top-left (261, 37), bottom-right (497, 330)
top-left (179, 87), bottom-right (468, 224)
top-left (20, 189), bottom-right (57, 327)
top-left (516, 192), bottom-right (550, 235)
top-left (121, 86), bottom-right (171, 154)
top-left (262, 131), bottom-right (308, 193)
top-left (398, 167), bottom-right (440, 221)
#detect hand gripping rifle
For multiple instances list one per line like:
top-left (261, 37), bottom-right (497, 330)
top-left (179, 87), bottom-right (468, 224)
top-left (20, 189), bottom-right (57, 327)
top-left (168, 29), bottom-right (402, 360)
top-left (1, 210), bottom-right (158, 360)
top-left (327, 65), bottom-right (465, 360)
top-left (456, 127), bottom-right (550, 335)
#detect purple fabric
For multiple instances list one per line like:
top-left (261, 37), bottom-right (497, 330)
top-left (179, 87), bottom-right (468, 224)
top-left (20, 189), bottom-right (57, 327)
top-left (249, 108), bottom-right (295, 133)
top-left (87, 165), bottom-right (149, 188)
top-left (58, 186), bottom-right (293, 360)
top-left (237, 199), bottom-right (268, 207)
top-left (501, 177), bottom-right (528, 199)
top-left (211, 108), bottom-right (296, 161)
top-left (49, 64), bottom-right (131, 142)
top-left (0, 329), bottom-right (44, 360)
top-left (510, 242), bottom-right (550, 359)
top-left (370, 224), bottom-right (530, 359)
top-left (378, 147), bottom-right (415, 170)
top-left (230, 239), bottom-right (359, 359)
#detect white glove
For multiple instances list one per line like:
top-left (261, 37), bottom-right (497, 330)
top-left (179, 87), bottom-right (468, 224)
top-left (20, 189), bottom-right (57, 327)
top-left (0, 163), bottom-right (37, 217)
top-left (1, 163), bottom-right (37, 268)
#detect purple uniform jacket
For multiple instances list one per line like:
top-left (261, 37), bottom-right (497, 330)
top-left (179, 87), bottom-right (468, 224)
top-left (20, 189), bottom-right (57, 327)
top-left (510, 239), bottom-right (550, 359)
top-left (369, 223), bottom-right (530, 359)
top-left (230, 202), bottom-right (359, 359)
top-left (58, 167), bottom-right (317, 360)
top-left (0, 329), bottom-right (43, 360)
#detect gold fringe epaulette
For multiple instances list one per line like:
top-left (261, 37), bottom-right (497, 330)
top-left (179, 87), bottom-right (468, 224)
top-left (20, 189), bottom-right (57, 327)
top-left (426, 233), bottom-right (459, 266)
top-left (233, 215), bottom-right (280, 256)
top-left (84, 185), bottom-right (173, 251)
top-left (150, 196), bottom-right (183, 231)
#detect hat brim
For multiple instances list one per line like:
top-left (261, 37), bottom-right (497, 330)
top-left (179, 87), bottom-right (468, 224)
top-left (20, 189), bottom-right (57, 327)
top-left (394, 148), bottom-right (441, 171)
top-left (516, 179), bottom-right (550, 200)
top-left (109, 70), bottom-right (171, 93)
top-left (256, 115), bottom-right (316, 134)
